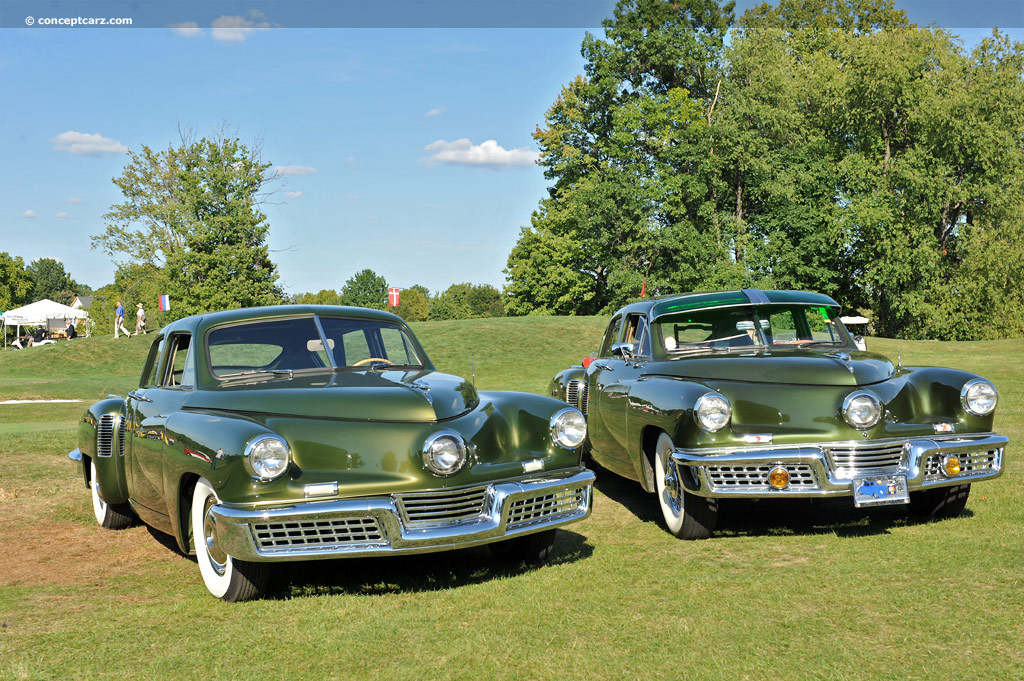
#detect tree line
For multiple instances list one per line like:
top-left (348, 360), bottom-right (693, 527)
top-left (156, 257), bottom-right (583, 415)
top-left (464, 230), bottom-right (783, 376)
top-left (504, 0), bottom-right (1024, 340)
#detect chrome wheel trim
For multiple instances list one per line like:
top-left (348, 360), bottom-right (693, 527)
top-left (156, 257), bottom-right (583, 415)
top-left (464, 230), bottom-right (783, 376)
top-left (203, 503), bottom-right (228, 576)
top-left (192, 478), bottom-right (233, 598)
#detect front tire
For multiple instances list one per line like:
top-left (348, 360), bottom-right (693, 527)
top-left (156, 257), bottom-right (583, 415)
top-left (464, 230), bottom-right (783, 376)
top-left (191, 478), bottom-right (268, 601)
top-left (90, 459), bottom-right (133, 529)
top-left (488, 529), bottom-right (557, 563)
top-left (654, 433), bottom-right (717, 539)
top-left (909, 484), bottom-right (971, 519)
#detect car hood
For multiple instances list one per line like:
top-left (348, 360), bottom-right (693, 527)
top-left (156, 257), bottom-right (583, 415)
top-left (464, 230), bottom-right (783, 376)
top-left (183, 370), bottom-right (479, 422)
top-left (644, 349), bottom-right (897, 387)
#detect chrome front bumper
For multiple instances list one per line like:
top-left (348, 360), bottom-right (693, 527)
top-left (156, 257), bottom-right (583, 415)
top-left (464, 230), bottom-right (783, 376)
top-left (671, 434), bottom-right (1007, 499)
top-left (209, 469), bottom-right (595, 562)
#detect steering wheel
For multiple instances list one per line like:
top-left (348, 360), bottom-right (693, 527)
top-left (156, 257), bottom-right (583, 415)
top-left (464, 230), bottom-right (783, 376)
top-left (353, 357), bottom-right (393, 367)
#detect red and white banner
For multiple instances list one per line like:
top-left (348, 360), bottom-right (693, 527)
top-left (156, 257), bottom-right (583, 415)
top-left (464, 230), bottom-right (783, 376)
top-left (388, 287), bottom-right (400, 307)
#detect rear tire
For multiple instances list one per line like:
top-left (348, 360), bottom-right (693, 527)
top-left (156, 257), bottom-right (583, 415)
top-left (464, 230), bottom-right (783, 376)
top-left (489, 529), bottom-right (557, 563)
top-left (90, 459), bottom-right (133, 529)
top-left (654, 433), bottom-right (717, 539)
top-left (192, 478), bottom-right (268, 601)
top-left (909, 484), bottom-right (971, 519)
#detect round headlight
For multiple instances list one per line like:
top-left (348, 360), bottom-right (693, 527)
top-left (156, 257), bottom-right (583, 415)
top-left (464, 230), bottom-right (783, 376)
top-left (422, 431), bottom-right (468, 477)
top-left (842, 391), bottom-right (882, 429)
top-left (244, 434), bottom-right (290, 480)
top-left (961, 379), bottom-right (997, 416)
top-left (694, 393), bottom-right (731, 432)
top-left (550, 407), bottom-right (587, 449)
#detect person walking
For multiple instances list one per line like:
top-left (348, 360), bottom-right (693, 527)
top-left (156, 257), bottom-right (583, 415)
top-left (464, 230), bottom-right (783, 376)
top-left (135, 303), bottom-right (147, 335)
top-left (114, 301), bottom-right (131, 338)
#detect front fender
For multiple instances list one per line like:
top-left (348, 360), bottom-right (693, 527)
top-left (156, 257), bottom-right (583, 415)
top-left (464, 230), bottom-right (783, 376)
top-left (550, 367), bottom-right (586, 404)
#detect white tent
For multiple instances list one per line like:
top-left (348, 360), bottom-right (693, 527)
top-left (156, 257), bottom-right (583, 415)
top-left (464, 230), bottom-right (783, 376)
top-left (2, 299), bottom-right (89, 348)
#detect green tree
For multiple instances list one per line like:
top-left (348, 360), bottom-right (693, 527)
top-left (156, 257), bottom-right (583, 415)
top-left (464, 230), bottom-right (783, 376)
top-left (96, 129), bottom-right (283, 320)
top-left (292, 289), bottom-right (343, 305)
top-left (339, 269), bottom-right (388, 310)
top-left (429, 283), bottom-right (505, 320)
top-left (395, 287), bottom-right (429, 321)
top-left (25, 258), bottom-right (83, 306)
top-left (0, 252), bottom-right (33, 312)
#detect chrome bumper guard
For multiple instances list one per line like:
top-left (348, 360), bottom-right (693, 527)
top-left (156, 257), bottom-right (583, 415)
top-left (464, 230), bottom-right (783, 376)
top-left (210, 468), bottom-right (595, 562)
top-left (671, 434), bottom-right (1007, 499)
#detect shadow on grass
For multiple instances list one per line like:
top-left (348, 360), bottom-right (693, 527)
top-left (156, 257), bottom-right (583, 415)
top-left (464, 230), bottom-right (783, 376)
top-left (592, 466), bottom-right (974, 539)
top-left (267, 529), bottom-right (594, 599)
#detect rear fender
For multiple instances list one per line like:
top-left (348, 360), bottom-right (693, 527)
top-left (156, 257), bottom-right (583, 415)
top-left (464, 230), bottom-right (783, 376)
top-left (79, 398), bottom-right (129, 504)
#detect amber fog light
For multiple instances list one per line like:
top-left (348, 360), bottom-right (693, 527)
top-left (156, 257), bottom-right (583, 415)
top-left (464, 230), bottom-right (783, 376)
top-left (942, 455), bottom-right (962, 478)
top-left (769, 466), bottom-right (790, 489)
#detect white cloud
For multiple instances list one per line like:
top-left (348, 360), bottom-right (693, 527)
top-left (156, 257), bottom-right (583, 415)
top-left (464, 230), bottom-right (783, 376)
top-left (211, 11), bottom-right (271, 42)
top-left (425, 107), bottom-right (446, 117)
top-left (274, 164), bottom-right (317, 176)
top-left (65, 197), bottom-right (83, 204)
top-left (20, 209), bottom-right (36, 219)
top-left (170, 22), bottom-right (203, 37)
top-left (284, 190), bottom-right (302, 199)
top-left (50, 130), bottom-right (128, 156)
top-left (55, 211), bottom-right (71, 220)
top-left (423, 138), bottom-right (539, 169)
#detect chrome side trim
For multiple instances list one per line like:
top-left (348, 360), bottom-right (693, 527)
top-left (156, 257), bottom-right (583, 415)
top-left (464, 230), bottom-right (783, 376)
top-left (209, 468), bottom-right (595, 562)
top-left (671, 434), bottom-right (1007, 498)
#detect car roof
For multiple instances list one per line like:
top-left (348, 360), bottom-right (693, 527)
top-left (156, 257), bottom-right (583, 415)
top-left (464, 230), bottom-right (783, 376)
top-left (632, 289), bottom-right (841, 320)
top-left (157, 305), bottom-right (408, 337)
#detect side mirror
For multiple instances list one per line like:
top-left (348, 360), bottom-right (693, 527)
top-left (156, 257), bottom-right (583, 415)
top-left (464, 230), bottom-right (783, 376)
top-left (611, 342), bottom-right (633, 357)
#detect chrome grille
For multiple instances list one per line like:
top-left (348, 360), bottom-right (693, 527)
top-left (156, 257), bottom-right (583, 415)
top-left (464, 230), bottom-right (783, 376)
top-left (827, 443), bottom-right (905, 476)
top-left (565, 379), bottom-right (589, 416)
top-left (394, 486), bottom-right (488, 527)
top-left (508, 487), bottom-right (585, 528)
top-left (252, 518), bottom-right (384, 551)
top-left (924, 449), bottom-right (1000, 481)
top-left (96, 414), bottom-right (120, 457)
top-left (706, 464), bottom-right (817, 491)
top-left (566, 379), bottom-right (580, 409)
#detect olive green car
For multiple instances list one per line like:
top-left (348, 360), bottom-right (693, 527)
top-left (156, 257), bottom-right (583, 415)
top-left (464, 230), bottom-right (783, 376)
top-left (70, 305), bottom-right (593, 600)
top-left (551, 289), bottom-right (1007, 539)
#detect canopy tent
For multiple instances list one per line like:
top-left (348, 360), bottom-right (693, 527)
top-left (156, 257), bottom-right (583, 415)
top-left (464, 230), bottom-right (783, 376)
top-left (2, 299), bottom-right (89, 348)
top-left (839, 315), bottom-right (870, 325)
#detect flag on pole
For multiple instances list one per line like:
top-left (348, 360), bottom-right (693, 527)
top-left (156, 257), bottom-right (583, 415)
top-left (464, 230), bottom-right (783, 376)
top-left (640, 278), bottom-right (646, 298)
top-left (158, 294), bottom-right (170, 311)
top-left (388, 287), bottom-right (400, 307)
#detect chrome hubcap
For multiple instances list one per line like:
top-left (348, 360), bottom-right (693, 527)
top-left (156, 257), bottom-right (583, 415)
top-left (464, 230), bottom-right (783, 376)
top-left (203, 506), bottom-right (228, 575)
top-left (663, 460), bottom-right (682, 515)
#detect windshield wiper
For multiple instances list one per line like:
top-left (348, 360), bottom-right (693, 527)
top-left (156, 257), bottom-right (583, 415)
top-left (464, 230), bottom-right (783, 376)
top-left (217, 369), bottom-right (295, 381)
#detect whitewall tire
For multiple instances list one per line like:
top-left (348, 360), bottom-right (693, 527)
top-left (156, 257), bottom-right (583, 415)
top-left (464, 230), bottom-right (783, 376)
top-left (90, 459), bottom-right (133, 529)
top-left (653, 433), bottom-right (717, 539)
top-left (191, 478), bottom-right (268, 601)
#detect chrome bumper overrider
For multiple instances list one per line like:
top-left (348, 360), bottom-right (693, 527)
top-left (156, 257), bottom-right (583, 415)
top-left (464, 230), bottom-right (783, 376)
top-left (209, 469), bottom-right (595, 562)
top-left (670, 434), bottom-right (1007, 498)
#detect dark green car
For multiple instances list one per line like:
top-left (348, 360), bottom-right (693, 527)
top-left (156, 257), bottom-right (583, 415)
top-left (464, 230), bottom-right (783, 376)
top-left (551, 289), bottom-right (1007, 539)
top-left (70, 305), bottom-right (593, 600)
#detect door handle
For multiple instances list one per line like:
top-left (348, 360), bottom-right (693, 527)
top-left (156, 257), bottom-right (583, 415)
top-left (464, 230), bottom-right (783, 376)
top-left (127, 391), bottom-right (152, 403)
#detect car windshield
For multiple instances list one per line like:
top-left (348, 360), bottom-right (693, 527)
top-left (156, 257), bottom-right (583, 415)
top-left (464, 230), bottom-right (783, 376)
top-left (207, 316), bottom-right (424, 378)
top-left (652, 304), bottom-right (850, 357)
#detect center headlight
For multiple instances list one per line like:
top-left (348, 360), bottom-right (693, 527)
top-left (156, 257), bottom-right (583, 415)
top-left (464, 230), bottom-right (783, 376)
top-left (694, 393), bottom-right (731, 432)
top-left (842, 391), bottom-right (882, 429)
top-left (244, 434), bottom-right (290, 480)
top-left (550, 407), bottom-right (587, 449)
top-left (961, 379), bottom-right (998, 416)
top-left (422, 430), bottom-right (468, 477)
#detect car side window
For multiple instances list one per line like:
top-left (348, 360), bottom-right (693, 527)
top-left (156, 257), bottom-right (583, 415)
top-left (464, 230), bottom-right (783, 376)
top-left (139, 336), bottom-right (165, 388)
top-left (623, 314), bottom-right (651, 357)
top-left (162, 334), bottom-right (194, 388)
top-left (600, 316), bottom-right (623, 357)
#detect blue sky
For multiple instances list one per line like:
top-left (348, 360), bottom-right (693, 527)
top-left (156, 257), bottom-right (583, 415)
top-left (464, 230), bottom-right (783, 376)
top-left (2, 1), bottom-right (1022, 297)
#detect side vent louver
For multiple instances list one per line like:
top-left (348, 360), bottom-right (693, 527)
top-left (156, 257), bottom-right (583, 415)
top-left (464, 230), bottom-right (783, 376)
top-left (96, 414), bottom-right (125, 457)
top-left (565, 379), bottom-right (590, 416)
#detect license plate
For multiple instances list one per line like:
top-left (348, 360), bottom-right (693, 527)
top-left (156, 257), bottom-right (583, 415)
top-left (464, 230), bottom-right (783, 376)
top-left (853, 475), bottom-right (909, 508)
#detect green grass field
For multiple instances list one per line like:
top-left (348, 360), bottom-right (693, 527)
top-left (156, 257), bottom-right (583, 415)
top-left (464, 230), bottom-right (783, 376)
top-left (1, 318), bottom-right (1021, 681)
